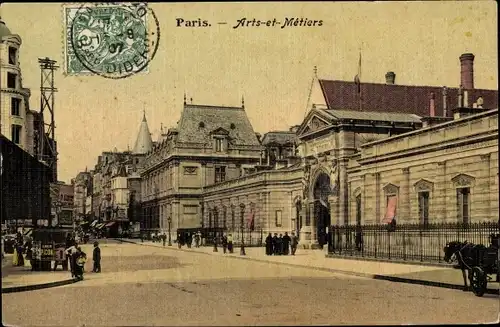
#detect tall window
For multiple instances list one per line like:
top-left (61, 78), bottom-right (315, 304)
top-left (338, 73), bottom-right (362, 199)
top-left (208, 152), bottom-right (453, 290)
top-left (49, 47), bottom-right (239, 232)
top-left (275, 210), bottom-right (282, 227)
top-left (8, 47), bottom-right (17, 65)
top-left (223, 207), bottom-right (227, 229)
top-left (418, 191), bottom-right (430, 225)
top-left (215, 166), bottom-right (226, 183)
top-left (215, 138), bottom-right (223, 152)
top-left (355, 194), bottom-right (362, 226)
top-left (208, 210), bottom-right (212, 228)
top-left (11, 98), bottom-right (21, 116)
top-left (11, 124), bottom-right (21, 144)
top-left (456, 187), bottom-right (470, 224)
top-left (7, 72), bottom-right (17, 88)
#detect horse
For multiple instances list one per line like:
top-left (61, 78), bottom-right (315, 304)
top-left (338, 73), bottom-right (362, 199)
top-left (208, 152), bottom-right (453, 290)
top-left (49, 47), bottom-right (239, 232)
top-left (443, 241), bottom-right (488, 291)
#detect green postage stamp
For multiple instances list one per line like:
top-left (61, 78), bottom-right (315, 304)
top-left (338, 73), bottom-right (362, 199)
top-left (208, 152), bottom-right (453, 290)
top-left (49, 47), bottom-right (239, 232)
top-left (62, 2), bottom-right (160, 79)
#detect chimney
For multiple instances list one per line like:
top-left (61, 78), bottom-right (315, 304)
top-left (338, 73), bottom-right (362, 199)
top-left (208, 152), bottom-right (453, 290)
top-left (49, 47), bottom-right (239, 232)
top-left (459, 53), bottom-right (475, 90)
top-left (463, 90), bottom-right (469, 107)
top-left (385, 71), bottom-right (396, 85)
top-left (442, 86), bottom-right (448, 117)
top-left (429, 92), bottom-right (436, 117)
top-left (458, 85), bottom-right (463, 107)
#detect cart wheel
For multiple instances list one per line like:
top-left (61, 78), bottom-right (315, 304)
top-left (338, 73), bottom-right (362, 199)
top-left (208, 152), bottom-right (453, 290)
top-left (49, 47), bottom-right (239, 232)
top-left (471, 266), bottom-right (487, 297)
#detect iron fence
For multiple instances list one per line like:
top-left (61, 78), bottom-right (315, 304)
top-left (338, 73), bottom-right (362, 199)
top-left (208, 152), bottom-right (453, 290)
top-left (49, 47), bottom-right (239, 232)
top-left (328, 222), bottom-right (499, 264)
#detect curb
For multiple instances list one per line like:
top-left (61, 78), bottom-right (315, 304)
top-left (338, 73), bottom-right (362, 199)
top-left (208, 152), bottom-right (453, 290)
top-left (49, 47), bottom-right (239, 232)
top-left (2, 278), bottom-right (79, 294)
top-left (326, 253), bottom-right (449, 268)
top-left (120, 239), bottom-right (500, 295)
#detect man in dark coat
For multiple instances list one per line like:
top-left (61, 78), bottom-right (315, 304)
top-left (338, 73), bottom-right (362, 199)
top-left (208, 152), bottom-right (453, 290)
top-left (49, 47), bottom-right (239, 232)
top-left (282, 232), bottom-right (291, 255)
top-left (277, 234), bottom-right (284, 255)
top-left (92, 241), bottom-right (101, 273)
top-left (272, 233), bottom-right (278, 255)
top-left (265, 233), bottom-right (273, 255)
top-left (290, 232), bottom-right (299, 255)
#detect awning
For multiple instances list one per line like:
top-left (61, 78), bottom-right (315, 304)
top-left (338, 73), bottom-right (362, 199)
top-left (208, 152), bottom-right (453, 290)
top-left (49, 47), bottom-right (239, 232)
top-left (382, 196), bottom-right (398, 224)
top-left (90, 220), bottom-right (98, 227)
top-left (80, 221), bottom-right (89, 225)
top-left (96, 223), bottom-right (105, 229)
top-left (105, 221), bottom-right (116, 228)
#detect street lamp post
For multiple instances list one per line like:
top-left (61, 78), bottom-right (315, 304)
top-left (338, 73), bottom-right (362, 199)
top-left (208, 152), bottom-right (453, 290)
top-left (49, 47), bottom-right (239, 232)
top-left (240, 205), bottom-right (246, 256)
top-left (167, 217), bottom-right (172, 246)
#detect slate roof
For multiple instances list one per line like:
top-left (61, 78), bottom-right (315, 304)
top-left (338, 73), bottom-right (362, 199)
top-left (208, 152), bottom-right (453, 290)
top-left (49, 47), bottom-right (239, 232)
top-left (261, 131), bottom-right (298, 145)
top-left (132, 113), bottom-right (153, 154)
top-left (318, 80), bottom-right (498, 117)
top-left (324, 109), bottom-right (422, 123)
top-left (176, 104), bottom-right (260, 146)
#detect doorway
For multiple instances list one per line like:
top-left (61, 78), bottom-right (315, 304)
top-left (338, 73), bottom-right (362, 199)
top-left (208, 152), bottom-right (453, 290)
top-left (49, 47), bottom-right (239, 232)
top-left (313, 172), bottom-right (332, 247)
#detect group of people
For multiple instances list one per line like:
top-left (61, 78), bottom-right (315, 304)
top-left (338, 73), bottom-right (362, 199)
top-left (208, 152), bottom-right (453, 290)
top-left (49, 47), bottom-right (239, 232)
top-left (177, 232), bottom-right (202, 248)
top-left (219, 234), bottom-right (234, 254)
top-left (63, 234), bottom-right (101, 280)
top-left (265, 232), bottom-right (299, 256)
top-left (12, 232), bottom-right (32, 267)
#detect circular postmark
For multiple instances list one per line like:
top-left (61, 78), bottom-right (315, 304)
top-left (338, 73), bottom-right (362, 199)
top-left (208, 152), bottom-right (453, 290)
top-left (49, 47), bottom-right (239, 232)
top-left (69, 2), bottom-right (160, 79)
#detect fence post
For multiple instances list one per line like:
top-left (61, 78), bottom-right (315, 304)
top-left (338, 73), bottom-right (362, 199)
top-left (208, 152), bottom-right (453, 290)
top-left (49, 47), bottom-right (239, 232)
top-left (402, 225), bottom-right (406, 261)
top-left (374, 226), bottom-right (378, 258)
top-left (419, 229), bottom-right (423, 262)
top-left (437, 223), bottom-right (441, 263)
top-left (388, 228), bottom-right (391, 260)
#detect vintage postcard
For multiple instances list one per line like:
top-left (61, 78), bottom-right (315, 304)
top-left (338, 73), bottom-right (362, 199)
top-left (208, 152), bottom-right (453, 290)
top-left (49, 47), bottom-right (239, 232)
top-left (1, 1), bottom-right (499, 326)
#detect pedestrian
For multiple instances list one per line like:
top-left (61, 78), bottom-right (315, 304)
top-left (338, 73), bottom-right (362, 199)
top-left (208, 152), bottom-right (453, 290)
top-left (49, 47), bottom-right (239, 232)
top-left (92, 241), bottom-right (101, 273)
top-left (277, 234), bottom-right (284, 255)
top-left (221, 234), bottom-right (228, 254)
top-left (272, 233), bottom-right (278, 255)
top-left (66, 244), bottom-right (78, 278)
top-left (227, 234), bottom-right (234, 253)
top-left (194, 233), bottom-right (200, 248)
top-left (265, 233), bottom-right (273, 255)
top-left (162, 233), bottom-right (166, 247)
top-left (290, 232), bottom-right (299, 255)
top-left (282, 232), bottom-right (291, 255)
top-left (177, 232), bottom-right (183, 249)
top-left (186, 233), bottom-right (192, 248)
top-left (24, 238), bottom-right (33, 266)
top-left (16, 241), bottom-right (24, 266)
top-left (73, 246), bottom-right (87, 280)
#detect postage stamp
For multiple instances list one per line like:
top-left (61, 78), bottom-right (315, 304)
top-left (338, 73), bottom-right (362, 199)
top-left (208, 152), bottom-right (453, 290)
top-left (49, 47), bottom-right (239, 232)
top-left (62, 2), bottom-right (160, 79)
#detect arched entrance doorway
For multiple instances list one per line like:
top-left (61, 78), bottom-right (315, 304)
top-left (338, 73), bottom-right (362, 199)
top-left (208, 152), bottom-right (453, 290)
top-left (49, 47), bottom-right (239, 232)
top-left (312, 172), bottom-right (331, 248)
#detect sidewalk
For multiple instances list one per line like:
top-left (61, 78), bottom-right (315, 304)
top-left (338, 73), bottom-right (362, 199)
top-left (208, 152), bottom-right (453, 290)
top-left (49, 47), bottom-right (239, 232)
top-left (2, 254), bottom-right (78, 293)
top-left (120, 239), bottom-right (499, 294)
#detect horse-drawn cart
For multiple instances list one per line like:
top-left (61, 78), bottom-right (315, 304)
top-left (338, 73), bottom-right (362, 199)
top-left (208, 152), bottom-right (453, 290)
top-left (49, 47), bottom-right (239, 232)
top-left (444, 233), bottom-right (499, 297)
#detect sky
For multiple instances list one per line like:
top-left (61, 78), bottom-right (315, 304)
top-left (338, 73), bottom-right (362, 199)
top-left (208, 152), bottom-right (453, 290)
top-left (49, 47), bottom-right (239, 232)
top-left (1, 1), bottom-right (498, 183)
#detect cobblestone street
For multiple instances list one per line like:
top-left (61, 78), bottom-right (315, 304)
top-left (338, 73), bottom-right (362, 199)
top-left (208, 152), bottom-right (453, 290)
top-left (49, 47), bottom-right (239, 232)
top-left (2, 242), bottom-right (498, 326)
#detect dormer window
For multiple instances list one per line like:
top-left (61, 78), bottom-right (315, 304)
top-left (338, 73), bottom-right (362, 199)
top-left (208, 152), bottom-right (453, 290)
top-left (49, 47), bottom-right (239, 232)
top-left (230, 123), bottom-right (236, 129)
top-left (199, 122), bottom-right (205, 128)
top-left (215, 138), bottom-right (223, 152)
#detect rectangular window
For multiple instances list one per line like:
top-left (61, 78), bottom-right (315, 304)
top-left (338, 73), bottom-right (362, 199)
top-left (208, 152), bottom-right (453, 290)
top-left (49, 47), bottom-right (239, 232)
top-left (11, 98), bottom-right (21, 116)
top-left (215, 138), bottom-right (223, 152)
top-left (418, 191), bottom-right (430, 225)
top-left (383, 195), bottom-right (398, 223)
top-left (11, 124), bottom-right (21, 144)
top-left (215, 166), bottom-right (226, 183)
top-left (275, 210), bottom-right (282, 227)
top-left (355, 194), bottom-right (362, 226)
top-left (456, 188), bottom-right (470, 224)
top-left (8, 47), bottom-right (17, 65)
top-left (7, 72), bottom-right (17, 88)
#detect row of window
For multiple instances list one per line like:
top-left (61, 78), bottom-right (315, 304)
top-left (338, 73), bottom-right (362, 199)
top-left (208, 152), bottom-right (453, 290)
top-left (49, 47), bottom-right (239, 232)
top-left (354, 187), bottom-right (472, 225)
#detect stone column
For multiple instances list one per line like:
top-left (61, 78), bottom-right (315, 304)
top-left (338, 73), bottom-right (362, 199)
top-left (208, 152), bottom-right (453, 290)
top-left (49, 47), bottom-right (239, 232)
top-left (338, 159), bottom-right (348, 225)
top-left (437, 161), bottom-right (447, 221)
top-left (401, 168), bottom-right (410, 222)
top-left (299, 202), bottom-right (311, 247)
top-left (375, 173), bottom-right (381, 222)
top-left (481, 154), bottom-right (491, 218)
top-left (309, 202), bottom-right (320, 248)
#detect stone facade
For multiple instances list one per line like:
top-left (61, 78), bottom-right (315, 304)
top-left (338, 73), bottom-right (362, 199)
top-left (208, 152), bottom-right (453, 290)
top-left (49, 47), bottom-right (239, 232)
top-left (140, 102), bottom-right (262, 235)
top-left (349, 108), bottom-right (499, 225)
top-left (0, 19), bottom-right (35, 155)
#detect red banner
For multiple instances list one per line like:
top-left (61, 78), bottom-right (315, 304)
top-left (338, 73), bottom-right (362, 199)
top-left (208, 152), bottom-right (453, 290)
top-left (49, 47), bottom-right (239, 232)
top-left (383, 196), bottom-right (397, 224)
top-left (247, 212), bottom-right (255, 231)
